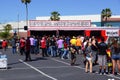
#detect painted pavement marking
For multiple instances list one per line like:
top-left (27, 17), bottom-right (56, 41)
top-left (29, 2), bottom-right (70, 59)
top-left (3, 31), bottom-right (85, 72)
top-left (19, 59), bottom-right (58, 80)
top-left (51, 58), bottom-right (120, 80)
top-left (8, 66), bottom-right (71, 70)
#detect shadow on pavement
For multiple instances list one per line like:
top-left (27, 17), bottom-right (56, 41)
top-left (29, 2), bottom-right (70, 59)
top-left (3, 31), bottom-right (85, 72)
top-left (31, 57), bottom-right (48, 61)
top-left (8, 61), bottom-right (22, 65)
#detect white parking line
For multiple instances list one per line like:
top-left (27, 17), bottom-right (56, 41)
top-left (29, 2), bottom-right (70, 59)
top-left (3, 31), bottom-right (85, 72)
top-left (8, 66), bottom-right (71, 70)
top-left (19, 59), bottom-right (58, 80)
top-left (51, 58), bottom-right (120, 80)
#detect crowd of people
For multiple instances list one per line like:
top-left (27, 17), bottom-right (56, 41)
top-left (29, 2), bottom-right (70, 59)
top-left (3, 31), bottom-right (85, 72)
top-left (2, 35), bottom-right (120, 75)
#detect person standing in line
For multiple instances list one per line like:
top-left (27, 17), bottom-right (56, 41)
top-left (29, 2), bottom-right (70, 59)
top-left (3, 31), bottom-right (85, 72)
top-left (40, 37), bottom-right (48, 57)
top-left (57, 36), bottom-right (64, 58)
top-left (70, 36), bottom-right (77, 47)
top-left (91, 38), bottom-right (98, 65)
top-left (19, 37), bottom-right (26, 55)
top-left (76, 36), bottom-right (82, 54)
top-left (46, 37), bottom-right (51, 56)
top-left (25, 37), bottom-right (31, 61)
top-left (70, 36), bottom-right (77, 66)
top-left (2, 40), bottom-right (8, 52)
top-left (98, 37), bottom-right (108, 75)
top-left (70, 45), bottom-right (77, 66)
top-left (85, 42), bottom-right (93, 73)
top-left (106, 48), bottom-right (112, 74)
top-left (110, 39), bottom-right (120, 75)
top-left (61, 40), bottom-right (69, 59)
top-left (11, 37), bottom-right (16, 54)
top-left (30, 35), bottom-right (35, 54)
top-left (82, 38), bottom-right (89, 67)
top-left (66, 36), bottom-right (70, 50)
top-left (34, 36), bottom-right (39, 55)
top-left (16, 39), bottom-right (20, 54)
top-left (50, 37), bottom-right (57, 57)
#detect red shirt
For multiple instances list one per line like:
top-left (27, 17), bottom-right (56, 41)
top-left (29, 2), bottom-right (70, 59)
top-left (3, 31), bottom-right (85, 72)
top-left (40, 39), bottom-right (46, 48)
top-left (20, 39), bottom-right (25, 48)
top-left (2, 41), bottom-right (7, 47)
top-left (64, 42), bottom-right (68, 49)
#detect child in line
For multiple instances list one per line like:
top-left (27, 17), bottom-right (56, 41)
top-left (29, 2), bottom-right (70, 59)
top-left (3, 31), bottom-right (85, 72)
top-left (106, 48), bottom-right (112, 74)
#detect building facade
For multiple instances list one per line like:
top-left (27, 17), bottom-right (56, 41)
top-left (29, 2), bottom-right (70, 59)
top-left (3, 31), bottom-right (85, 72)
top-left (30, 14), bottom-right (120, 41)
top-left (0, 14), bottom-right (120, 39)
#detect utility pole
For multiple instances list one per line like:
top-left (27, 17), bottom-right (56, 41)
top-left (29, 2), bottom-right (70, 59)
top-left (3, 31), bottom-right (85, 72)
top-left (18, 14), bottom-right (19, 37)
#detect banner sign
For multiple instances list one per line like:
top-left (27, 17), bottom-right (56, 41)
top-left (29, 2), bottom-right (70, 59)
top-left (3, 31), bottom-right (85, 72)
top-left (29, 20), bottom-right (91, 27)
top-left (0, 55), bottom-right (7, 68)
top-left (106, 30), bottom-right (119, 36)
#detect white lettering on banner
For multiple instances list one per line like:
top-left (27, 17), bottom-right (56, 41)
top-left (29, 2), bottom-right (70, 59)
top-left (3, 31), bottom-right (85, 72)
top-left (106, 30), bottom-right (119, 36)
top-left (29, 20), bottom-right (91, 27)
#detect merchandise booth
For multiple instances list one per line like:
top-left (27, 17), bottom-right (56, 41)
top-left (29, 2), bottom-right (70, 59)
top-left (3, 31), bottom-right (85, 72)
top-left (28, 20), bottom-right (120, 42)
top-left (85, 29), bottom-right (120, 42)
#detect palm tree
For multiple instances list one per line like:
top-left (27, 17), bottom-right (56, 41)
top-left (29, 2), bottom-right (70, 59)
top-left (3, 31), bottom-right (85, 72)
top-left (101, 8), bottom-right (112, 26)
top-left (50, 11), bottom-right (60, 36)
top-left (50, 11), bottom-right (60, 21)
top-left (21, 0), bottom-right (31, 27)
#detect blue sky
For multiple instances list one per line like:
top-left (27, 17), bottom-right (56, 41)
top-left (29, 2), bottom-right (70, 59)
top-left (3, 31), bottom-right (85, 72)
top-left (0, 0), bottom-right (120, 23)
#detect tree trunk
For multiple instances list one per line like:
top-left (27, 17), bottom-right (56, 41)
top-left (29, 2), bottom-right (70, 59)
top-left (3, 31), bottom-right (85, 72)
top-left (26, 3), bottom-right (28, 26)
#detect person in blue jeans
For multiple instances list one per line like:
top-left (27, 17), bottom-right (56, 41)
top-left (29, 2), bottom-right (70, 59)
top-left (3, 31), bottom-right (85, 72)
top-left (34, 36), bottom-right (39, 55)
top-left (11, 38), bottom-right (16, 54)
top-left (61, 48), bottom-right (69, 59)
top-left (57, 36), bottom-right (64, 58)
top-left (61, 41), bottom-right (69, 59)
top-left (50, 37), bottom-right (57, 57)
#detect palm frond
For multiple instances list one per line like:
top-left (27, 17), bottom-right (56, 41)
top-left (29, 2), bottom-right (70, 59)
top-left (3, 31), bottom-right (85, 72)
top-left (21, 0), bottom-right (31, 4)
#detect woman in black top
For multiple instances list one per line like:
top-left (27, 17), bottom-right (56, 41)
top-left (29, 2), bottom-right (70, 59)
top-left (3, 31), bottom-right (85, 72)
top-left (91, 39), bottom-right (98, 65)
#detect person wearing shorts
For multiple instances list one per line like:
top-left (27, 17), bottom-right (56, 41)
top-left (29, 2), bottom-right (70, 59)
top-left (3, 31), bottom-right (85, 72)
top-left (85, 42), bottom-right (93, 73)
top-left (98, 55), bottom-right (107, 74)
top-left (98, 55), bottom-right (106, 66)
top-left (110, 39), bottom-right (120, 75)
top-left (98, 37), bottom-right (108, 75)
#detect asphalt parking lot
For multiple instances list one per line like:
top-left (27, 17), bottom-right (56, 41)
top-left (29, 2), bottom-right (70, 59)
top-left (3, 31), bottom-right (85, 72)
top-left (0, 48), bottom-right (120, 80)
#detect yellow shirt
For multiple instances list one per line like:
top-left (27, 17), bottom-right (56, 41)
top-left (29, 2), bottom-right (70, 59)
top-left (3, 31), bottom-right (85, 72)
top-left (70, 39), bottom-right (77, 46)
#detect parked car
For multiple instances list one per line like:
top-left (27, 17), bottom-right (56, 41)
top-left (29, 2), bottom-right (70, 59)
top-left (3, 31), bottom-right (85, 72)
top-left (0, 40), bottom-right (3, 49)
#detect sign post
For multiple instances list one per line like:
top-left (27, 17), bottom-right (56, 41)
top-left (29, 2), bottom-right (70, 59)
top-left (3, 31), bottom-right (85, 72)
top-left (0, 54), bottom-right (7, 69)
